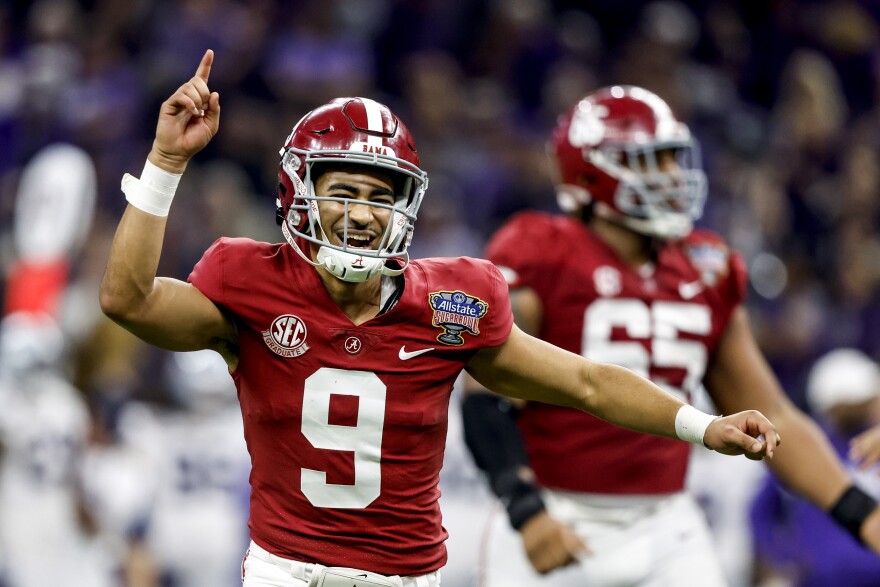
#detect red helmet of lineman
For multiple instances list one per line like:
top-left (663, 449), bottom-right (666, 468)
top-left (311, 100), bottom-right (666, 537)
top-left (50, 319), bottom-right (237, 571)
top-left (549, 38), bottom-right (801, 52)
top-left (550, 85), bottom-right (707, 239)
top-left (276, 97), bottom-right (429, 282)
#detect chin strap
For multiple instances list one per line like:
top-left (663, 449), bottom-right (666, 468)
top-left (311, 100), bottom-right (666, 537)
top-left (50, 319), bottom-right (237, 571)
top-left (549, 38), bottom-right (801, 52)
top-left (282, 220), bottom-right (407, 283)
top-left (315, 246), bottom-right (388, 282)
top-left (593, 201), bottom-right (693, 240)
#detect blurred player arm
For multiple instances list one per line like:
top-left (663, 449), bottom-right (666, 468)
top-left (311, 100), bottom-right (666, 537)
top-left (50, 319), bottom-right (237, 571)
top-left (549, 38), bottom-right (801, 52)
top-left (121, 538), bottom-right (160, 587)
top-left (462, 287), bottom-right (540, 489)
top-left (99, 50), bottom-right (236, 360)
top-left (704, 306), bottom-right (880, 552)
top-left (461, 288), bottom-right (538, 517)
top-left (462, 287), bottom-right (588, 573)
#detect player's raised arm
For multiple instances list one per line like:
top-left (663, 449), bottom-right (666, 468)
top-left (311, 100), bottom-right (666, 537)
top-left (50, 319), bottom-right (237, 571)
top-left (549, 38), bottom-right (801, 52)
top-left (99, 50), bottom-right (235, 357)
top-left (705, 307), bottom-right (880, 552)
top-left (466, 324), bottom-right (781, 459)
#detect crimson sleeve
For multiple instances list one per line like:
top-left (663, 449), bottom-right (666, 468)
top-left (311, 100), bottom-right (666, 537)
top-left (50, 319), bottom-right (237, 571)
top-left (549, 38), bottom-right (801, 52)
top-left (482, 261), bottom-right (514, 347)
top-left (484, 212), bottom-right (556, 291)
top-left (713, 248), bottom-right (748, 331)
top-left (727, 249), bottom-right (748, 306)
top-left (187, 238), bottom-right (229, 307)
top-left (685, 229), bottom-right (749, 333)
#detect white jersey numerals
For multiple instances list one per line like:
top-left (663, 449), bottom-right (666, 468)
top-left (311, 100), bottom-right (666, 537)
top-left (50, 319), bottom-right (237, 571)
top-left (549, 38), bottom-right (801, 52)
top-left (583, 299), bottom-right (711, 397)
top-left (300, 368), bottom-right (386, 508)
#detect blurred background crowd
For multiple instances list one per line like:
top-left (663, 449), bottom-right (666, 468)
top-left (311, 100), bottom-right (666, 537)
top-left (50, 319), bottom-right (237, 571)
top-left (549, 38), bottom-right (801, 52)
top-left (1, 0), bottom-right (880, 586)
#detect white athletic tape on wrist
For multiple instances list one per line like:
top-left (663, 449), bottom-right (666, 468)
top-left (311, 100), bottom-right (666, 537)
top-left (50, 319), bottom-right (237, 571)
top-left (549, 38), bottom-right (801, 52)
top-left (120, 160), bottom-right (181, 217)
top-left (675, 404), bottom-right (719, 446)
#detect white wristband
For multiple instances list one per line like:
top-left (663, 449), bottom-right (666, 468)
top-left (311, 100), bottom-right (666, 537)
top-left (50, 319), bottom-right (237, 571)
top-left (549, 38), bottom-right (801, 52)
top-left (675, 404), bottom-right (719, 447)
top-left (121, 160), bottom-right (182, 217)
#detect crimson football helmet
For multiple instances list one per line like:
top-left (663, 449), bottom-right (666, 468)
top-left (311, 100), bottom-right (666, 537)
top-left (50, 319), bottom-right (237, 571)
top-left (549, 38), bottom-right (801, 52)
top-left (550, 86), bottom-right (707, 239)
top-left (277, 97), bottom-right (428, 282)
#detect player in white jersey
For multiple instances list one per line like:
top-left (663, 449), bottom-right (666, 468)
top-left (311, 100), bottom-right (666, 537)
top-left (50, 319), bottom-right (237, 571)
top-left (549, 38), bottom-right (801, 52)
top-left (0, 312), bottom-right (114, 587)
top-left (120, 349), bottom-right (251, 587)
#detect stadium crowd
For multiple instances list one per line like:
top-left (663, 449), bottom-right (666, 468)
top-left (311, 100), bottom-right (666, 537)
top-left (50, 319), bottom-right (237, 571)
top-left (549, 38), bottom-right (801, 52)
top-left (1, 1), bottom-right (880, 586)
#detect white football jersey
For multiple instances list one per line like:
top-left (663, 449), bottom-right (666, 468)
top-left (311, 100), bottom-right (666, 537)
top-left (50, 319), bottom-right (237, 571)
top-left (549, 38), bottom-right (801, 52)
top-left (0, 372), bottom-right (115, 587)
top-left (120, 400), bottom-right (251, 587)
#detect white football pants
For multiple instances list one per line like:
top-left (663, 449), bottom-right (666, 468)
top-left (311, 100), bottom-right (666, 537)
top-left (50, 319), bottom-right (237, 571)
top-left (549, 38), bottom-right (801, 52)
top-left (241, 541), bottom-right (441, 587)
top-left (479, 491), bottom-right (727, 587)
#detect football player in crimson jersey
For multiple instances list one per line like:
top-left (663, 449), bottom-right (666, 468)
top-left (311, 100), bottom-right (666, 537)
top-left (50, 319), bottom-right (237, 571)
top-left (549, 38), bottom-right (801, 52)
top-left (99, 52), bottom-right (779, 587)
top-left (463, 85), bottom-right (880, 587)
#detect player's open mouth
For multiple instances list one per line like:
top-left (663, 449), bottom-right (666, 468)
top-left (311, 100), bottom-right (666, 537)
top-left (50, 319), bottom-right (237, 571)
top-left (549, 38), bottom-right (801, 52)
top-left (336, 232), bottom-right (375, 249)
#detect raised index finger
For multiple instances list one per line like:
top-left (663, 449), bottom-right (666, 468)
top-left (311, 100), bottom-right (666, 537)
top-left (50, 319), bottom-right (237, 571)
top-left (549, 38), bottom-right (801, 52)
top-left (195, 49), bottom-right (214, 83)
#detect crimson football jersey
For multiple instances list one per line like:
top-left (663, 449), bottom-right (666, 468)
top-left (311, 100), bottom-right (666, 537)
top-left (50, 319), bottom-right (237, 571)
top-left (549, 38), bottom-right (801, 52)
top-left (188, 238), bottom-right (512, 575)
top-left (486, 211), bottom-right (746, 495)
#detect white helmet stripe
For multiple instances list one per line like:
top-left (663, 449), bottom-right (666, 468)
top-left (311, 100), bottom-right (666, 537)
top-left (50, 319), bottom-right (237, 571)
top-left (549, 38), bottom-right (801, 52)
top-left (359, 97), bottom-right (384, 147)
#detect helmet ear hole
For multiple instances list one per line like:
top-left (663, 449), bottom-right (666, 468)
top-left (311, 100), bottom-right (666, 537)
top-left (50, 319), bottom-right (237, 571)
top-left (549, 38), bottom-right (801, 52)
top-left (579, 173), bottom-right (597, 186)
top-left (276, 182), bottom-right (288, 225)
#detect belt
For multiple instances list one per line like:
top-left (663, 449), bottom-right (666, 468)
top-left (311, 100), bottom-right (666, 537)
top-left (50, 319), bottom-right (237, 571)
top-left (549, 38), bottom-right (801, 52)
top-left (247, 541), bottom-right (319, 582)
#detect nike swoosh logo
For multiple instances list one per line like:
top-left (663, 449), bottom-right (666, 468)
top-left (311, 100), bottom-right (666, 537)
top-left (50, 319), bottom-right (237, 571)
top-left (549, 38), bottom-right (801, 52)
top-left (399, 346), bottom-right (435, 360)
top-left (678, 280), bottom-right (704, 300)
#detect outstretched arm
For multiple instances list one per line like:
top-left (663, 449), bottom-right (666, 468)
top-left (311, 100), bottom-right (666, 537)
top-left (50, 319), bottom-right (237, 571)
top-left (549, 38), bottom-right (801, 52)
top-left (99, 50), bottom-right (236, 360)
top-left (466, 324), bottom-right (781, 458)
top-left (704, 306), bottom-right (880, 552)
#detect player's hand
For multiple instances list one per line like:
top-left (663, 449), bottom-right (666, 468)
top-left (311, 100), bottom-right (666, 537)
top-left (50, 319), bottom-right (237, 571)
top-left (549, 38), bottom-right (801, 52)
top-left (859, 505), bottom-right (880, 555)
top-left (850, 424), bottom-right (880, 471)
top-left (150, 49), bottom-right (220, 173)
top-left (703, 410), bottom-right (781, 460)
top-left (519, 510), bottom-right (590, 574)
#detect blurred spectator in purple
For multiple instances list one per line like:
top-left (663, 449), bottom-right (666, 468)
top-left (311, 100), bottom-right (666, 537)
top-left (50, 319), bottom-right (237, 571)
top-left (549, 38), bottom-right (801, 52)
top-left (751, 348), bottom-right (880, 587)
